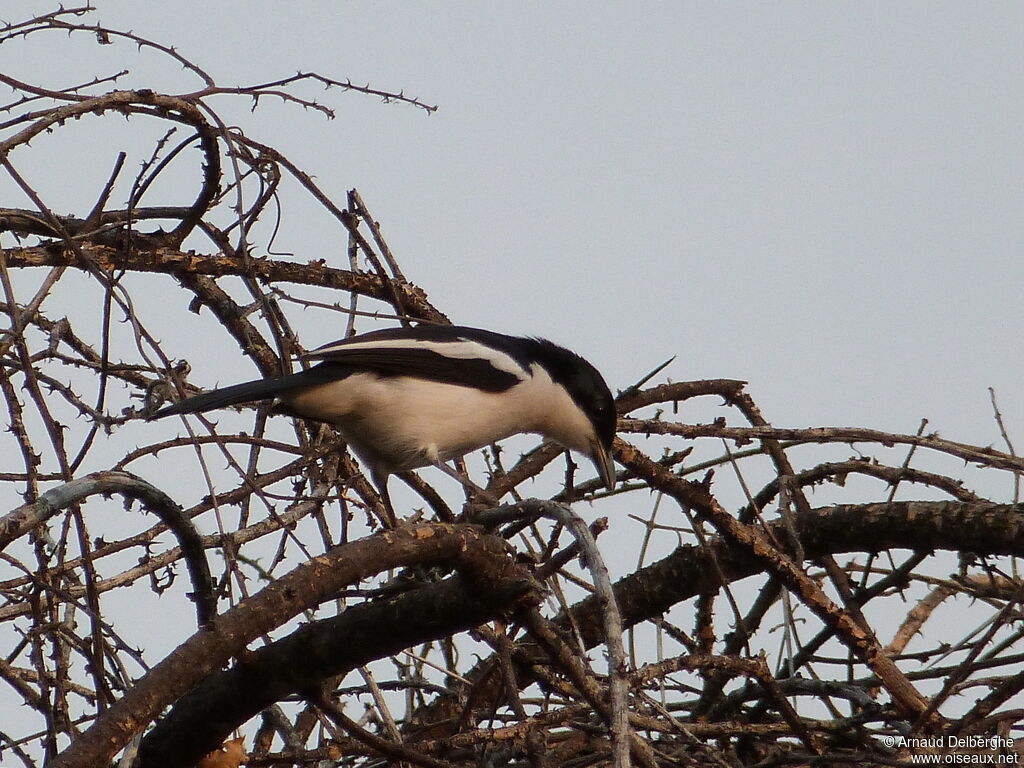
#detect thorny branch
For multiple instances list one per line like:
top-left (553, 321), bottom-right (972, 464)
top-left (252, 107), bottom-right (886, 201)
top-left (1, 6), bottom-right (1023, 768)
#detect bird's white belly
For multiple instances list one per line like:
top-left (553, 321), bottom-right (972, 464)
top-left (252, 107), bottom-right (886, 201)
top-left (282, 373), bottom-right (535, 473)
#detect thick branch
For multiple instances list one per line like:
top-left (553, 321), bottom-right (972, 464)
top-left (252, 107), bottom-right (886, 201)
top-left (135, 553), bottom-right (540, 768)
top-left (49, 524), bottom-right (526, 768)
top-left (2, 243), bottom-right (445, 323)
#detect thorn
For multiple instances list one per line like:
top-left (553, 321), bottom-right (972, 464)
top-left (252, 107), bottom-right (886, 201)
top-left (620, 355), bottom-right (676, 396)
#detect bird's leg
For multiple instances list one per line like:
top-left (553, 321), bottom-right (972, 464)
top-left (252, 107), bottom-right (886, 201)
top-left (431, 460), bottom-right (501, 509)
top-left (369, 469), bottom-right (397, 528)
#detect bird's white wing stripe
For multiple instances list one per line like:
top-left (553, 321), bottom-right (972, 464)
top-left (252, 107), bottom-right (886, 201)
top-left (310, 338), bottom-right (529, 378)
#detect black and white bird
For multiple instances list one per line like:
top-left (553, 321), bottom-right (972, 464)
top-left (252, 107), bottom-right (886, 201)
top-left (152, 325), bottom-right (617, 517)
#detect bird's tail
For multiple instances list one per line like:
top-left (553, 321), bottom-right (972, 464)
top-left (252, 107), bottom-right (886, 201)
top-left (150, 371), bottom-right (313, 420)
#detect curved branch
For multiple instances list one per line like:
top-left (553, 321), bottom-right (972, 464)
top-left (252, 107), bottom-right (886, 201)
top-left (0, 471), bottom-right (214, 626)
top-left (0, 206), bottom-right (192, 239)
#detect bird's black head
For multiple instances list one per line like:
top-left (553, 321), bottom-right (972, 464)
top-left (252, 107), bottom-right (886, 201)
top-left (558, 354), bottom-right (616, 449)
top-left (528, 338), bottom-right (618, 485)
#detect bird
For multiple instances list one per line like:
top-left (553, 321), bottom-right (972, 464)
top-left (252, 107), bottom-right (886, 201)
top-left (151, 324), bottom-right (617, 519)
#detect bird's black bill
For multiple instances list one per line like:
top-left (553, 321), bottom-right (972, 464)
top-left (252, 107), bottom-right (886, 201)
top-left (591, 445), bottom-right (616, 491)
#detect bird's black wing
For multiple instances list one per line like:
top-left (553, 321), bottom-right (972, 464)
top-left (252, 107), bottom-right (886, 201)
top-left (302, 326), bottom-right (533, 392)
top-left (302, 348), bottom-right (524, 392)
